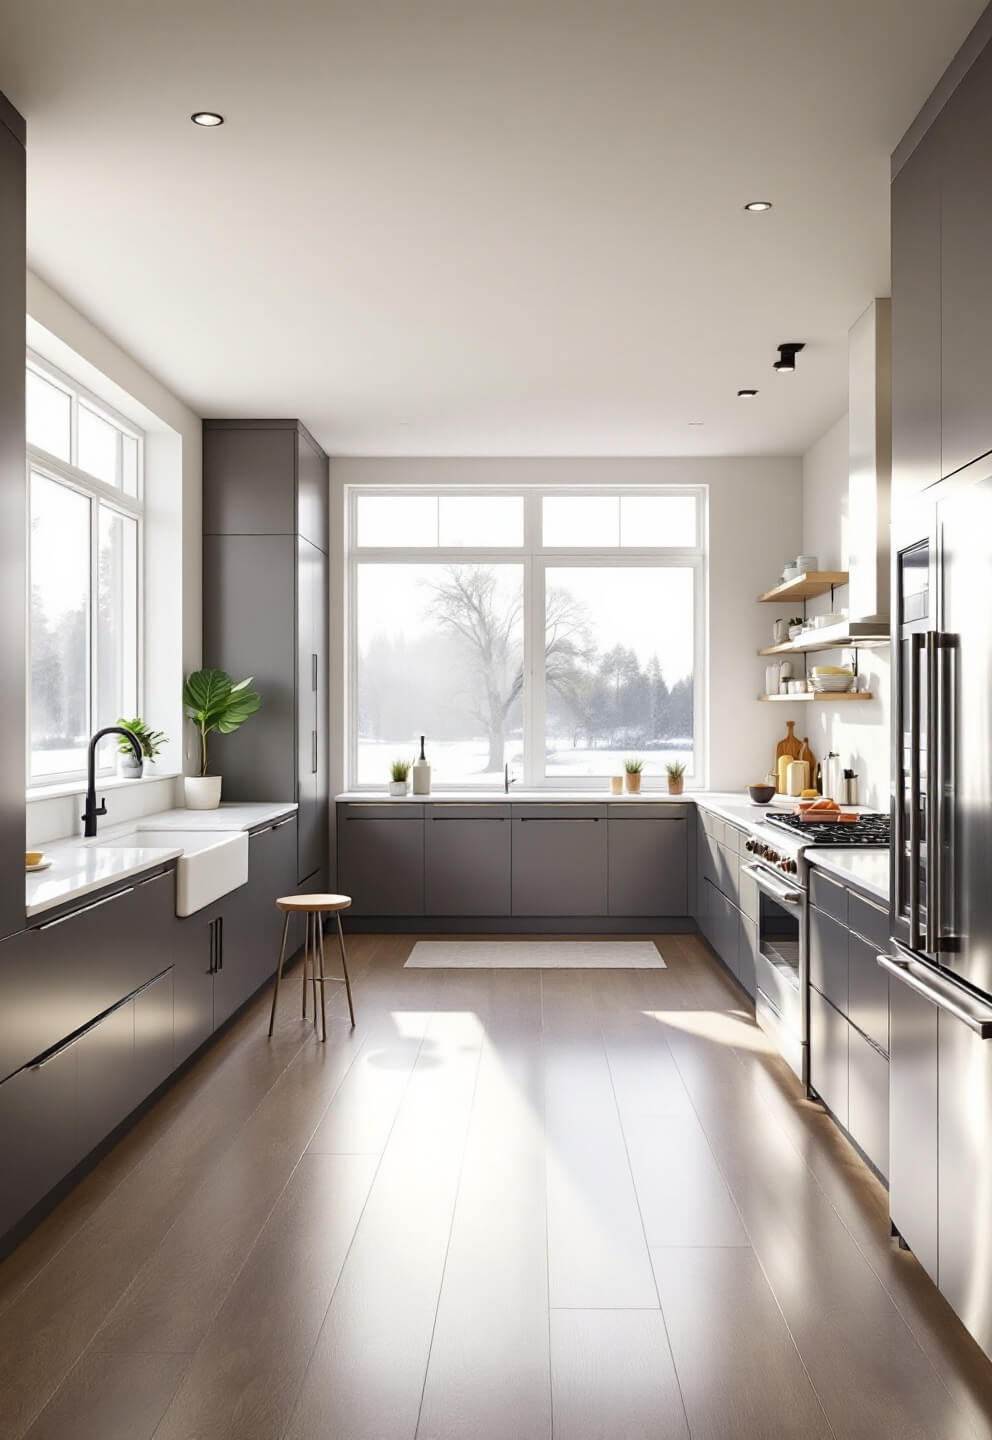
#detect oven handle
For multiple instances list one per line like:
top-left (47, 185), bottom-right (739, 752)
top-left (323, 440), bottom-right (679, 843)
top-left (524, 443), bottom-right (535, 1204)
top-left (741, 862), bottom-right (804, 908)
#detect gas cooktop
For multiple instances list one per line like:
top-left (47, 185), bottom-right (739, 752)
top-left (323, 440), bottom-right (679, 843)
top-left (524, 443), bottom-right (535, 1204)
top-left (763, 811), bottom-right (891, 847)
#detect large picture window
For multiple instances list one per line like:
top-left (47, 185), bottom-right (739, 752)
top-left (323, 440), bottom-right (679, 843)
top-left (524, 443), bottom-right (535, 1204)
top-left (348, 488), bottom-right (706, 789)
top-left (26, 356), bottom-right (143, 785)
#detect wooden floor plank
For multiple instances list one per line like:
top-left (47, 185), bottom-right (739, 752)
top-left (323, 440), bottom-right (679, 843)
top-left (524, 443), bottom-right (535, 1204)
top-left (549, 1309), bottom-right (688, 1440)
top-left (416, 1033), bottom-right (550, 1440)
top-left (150, 1153), bottom-right (377, 1440)
top-left (652, 1246), bottom-right (835, 1439)
top-left (623, 1114), bottom-right (750, 1248)
top-left (19, 1352), bottom-right (188, 1440)
top-left (282, 983), bottom-right (487, 1440)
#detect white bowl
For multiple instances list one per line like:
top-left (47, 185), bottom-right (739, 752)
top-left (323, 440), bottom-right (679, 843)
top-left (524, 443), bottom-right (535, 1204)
top-left (782, 566), bottom-right (799, 582)
top-left (796, 555), bottom-right (818, 572)
top-left (812, 676), bottom-right (853, 692)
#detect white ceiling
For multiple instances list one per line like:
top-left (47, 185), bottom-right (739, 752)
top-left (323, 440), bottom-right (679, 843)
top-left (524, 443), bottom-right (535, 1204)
top-left (0, 0), bottom-right (984, 457)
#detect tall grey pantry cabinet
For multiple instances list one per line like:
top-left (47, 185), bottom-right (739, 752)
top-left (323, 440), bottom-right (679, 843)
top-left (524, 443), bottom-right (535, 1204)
top-left (202, 420), bottom-right (330, 888)
top-left (0, 92), bottom-right (25, 942)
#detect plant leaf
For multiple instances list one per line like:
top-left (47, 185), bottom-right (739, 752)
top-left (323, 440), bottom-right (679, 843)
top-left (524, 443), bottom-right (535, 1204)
top-left (183, 668), bottom-right (233, 725)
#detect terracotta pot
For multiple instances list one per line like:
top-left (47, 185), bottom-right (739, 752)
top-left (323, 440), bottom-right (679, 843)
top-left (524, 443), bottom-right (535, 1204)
top-left (624, 771), bottom-right (642, 794)
top-left (667, 776), bottom-right (684, 795)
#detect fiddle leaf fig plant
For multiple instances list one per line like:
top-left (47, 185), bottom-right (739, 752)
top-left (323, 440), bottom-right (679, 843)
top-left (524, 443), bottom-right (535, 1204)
top-left (183, 668), bottom-right (261, 777)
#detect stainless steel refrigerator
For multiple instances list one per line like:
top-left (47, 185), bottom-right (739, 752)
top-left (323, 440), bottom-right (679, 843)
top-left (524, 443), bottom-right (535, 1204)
top-left (884, 468), bottom-right (992, 1357)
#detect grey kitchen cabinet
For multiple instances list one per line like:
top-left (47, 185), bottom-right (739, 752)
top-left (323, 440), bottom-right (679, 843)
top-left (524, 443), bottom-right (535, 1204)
top-left (338, 805), bottom-right (425, 916)
top-left (0, 870), bottom-right (176, 1083)
top-left (809, 903), bottom-right (849, 1014)
top-left (607, 805), bottom-right (688, 916)
top-left (0, 94), bottom-right (24, 942)
top-left (809, 986), bottom-right (849, 1128)
top-left (809, 867), bottom-right (847, 926)
top-left (888, 970), bottom-right (939, 1284)
top-left (848, 927), bottom-right (889, 1054)
top-left (694, 813), bottom-right (753, 998)
top-left (297, 537), bottom-right (329, 883)
top-left (938, 41), bottom-right (992, 480)
top-left (132, 968), bottom-right (176, 1106)
top-left (891, 124), bottom-right (942, 498)
top-left (202, 420), bottom-right (328, 552)
top-left (938, 1007), bottom-right (992, 1356)
top-left (0, 1038), bottom-right (78, 1240)
top-left (203, 420), bottom-right (329, 889)
top-left (426, 806), bottom-right (511, 916)
top-left (511, 807), bottom-right (607, 917)
top-left (173, 907), bottom-right (216, 1065)
top-left (847, 1024), bottom-right (889, 1179)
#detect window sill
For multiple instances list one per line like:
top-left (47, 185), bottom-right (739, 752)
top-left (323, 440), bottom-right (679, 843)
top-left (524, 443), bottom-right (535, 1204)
top-left (26, 771), bottom-right (181, 803)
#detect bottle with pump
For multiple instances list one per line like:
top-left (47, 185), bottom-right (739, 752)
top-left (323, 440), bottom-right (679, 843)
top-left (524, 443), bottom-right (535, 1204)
top-left (412, 735), bottom-right (432, 795)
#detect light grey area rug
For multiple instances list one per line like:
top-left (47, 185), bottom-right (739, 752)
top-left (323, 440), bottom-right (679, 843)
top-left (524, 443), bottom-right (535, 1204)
top-left (405, 940), bottom-right (665, 969)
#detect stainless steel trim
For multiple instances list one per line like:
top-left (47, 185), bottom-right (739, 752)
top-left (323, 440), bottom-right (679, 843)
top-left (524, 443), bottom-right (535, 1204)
top-left (877, 953), bottom-right (992, 1037)
top-left (908, 632), bottom-right (923, 949)
top-left (741, 861), bottom-right (803, 908)
top-left (925, 631), bottom-right (939, 953)
top-left (37, 885), bottom-right (136, 929)
top-left (137, 869), bottom-right (171, 888)
top-left (311, 652), bottom-right (317, 692)
top-left (518, 817), bottom-right (600, 822)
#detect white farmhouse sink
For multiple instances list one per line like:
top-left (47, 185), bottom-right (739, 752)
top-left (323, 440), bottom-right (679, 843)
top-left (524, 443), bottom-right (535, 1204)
top-left (97, 829), bottom-right (249, 916)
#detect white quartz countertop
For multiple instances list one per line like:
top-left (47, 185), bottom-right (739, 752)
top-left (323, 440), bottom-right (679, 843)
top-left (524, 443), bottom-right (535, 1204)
top-left (336, 789), bottom-right (790, 831)
top-left (807, 850), bottom-right (891, 904)
top-left (25, 802), bottom-right (297, 919)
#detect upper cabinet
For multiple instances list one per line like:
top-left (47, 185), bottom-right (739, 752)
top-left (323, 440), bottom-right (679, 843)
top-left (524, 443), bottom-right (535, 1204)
top-left (938, 42), bottom-right (992, 481)
top-left (203, 420), bottom-right (328, 554)
top-left (892, 35), bottom-right (992, 496)
top-left (891, 133), bottom-right (941, 500)
top-left (0, 94), bottom-right (25, 942)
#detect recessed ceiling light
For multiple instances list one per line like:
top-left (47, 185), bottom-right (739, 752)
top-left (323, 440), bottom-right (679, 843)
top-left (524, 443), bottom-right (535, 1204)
top-left (688, 420), bottom-right (705, 427)
top-left (774, 342), bottom-right (805, 373)
top-left (737, 388), bottom-right (759, 398)
top-left (191, 112), bottom-right (224, 127)
top-left (744, 200), bottom-right (772, 212)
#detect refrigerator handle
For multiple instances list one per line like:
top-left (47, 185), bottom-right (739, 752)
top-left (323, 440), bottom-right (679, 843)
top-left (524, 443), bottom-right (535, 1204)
top-left (908, 633), bottom-right (923, 951)
top-left (878, 953), bottom-right (992, 1037)
top-left (925, 632), bottom-right (939, 954)
top-left (936, 632), bottom-right (959, 952)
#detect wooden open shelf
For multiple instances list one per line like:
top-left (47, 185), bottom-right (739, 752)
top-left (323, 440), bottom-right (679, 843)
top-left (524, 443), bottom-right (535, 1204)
top-left (758, 691), bottom-right (873, 703)
top-left (757, 571), bottom-right (849, 604)
top-left (757, 620), bottom-right (890, 656)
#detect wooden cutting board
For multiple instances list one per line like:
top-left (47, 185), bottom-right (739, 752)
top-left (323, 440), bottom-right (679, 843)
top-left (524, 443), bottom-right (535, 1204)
top-left (775, 720), bottom-right (803, 762)
top-left (799, 736), bottom-right (815, 771)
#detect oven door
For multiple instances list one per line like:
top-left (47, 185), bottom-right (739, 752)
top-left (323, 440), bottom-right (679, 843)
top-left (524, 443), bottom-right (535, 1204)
top-left (742, 860), bottom-right (808, 1083)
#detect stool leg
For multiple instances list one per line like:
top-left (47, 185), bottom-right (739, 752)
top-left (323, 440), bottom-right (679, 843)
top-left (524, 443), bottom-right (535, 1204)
top-left (316, 917), bottom-right (328, 1043)
top-left (310, 914), bottom-right (319, 1032)
top-left (336, 912), bottom-right (356, 1028)
top-left (267, 912), bottom-right (291, 1038)
top-left (301, 912), bottom-right (310, 1019)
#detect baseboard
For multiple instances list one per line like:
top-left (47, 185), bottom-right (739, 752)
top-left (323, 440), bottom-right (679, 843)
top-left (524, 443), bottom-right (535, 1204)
top-left (340, 915), bottom-right (695, 934)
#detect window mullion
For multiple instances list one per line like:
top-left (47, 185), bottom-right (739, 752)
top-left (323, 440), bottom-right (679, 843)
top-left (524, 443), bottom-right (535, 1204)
top-left (89, 494), bottom-right (98, 742)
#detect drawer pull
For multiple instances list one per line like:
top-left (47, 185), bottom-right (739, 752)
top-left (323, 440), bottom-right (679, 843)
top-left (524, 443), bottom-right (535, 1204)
top-left (38, 886), bottom-right (135, 930)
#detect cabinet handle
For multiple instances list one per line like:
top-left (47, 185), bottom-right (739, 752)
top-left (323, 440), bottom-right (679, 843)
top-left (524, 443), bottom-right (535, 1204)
top-left (38, 885), bottom-right (135, 930)
top-left (518, 817), bottom-right (601, 822)
top-left (218, 916), bottom-right (224, 970)
top-left (137, 869), bottom-right (171, 888)
top-left (312, 653), bottom-right (318, 692)
top-left (312, 730), bottom-right (318, 774)
top-left (271, 816), bottom-right (295, 831)
top-left (431, 815), bottom-right (506, 822)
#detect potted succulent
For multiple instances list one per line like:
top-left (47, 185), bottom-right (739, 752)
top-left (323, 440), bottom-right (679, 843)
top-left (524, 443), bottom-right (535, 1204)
top-left (666, 759), bottom-right (687, 796)
top-left (182, 668), bottom-right (261, 809)
top-left (623, 757), bottom-right (644, 795)
top-left (115, 716), bottom-right (167, 778)
top-left (389, 758), bottom-right (411, 797)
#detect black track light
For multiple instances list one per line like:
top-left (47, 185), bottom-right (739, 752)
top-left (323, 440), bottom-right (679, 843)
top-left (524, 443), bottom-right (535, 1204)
top-left (774, 342), bottom-right (805, 373)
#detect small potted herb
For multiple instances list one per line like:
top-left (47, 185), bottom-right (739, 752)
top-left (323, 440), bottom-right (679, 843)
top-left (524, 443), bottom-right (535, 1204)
top-left (623, 757), bottom-right (644, 795)
top-left (666, 759), bottom-right (686, 795)
top-left (787, 615), bottom-right (805, 640)
top-left (389, 758), bottom-right (411, 797)
top-left (116, 716), bottom-right (167, 778)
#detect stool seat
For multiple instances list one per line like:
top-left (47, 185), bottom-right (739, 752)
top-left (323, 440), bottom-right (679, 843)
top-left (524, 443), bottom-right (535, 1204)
top-left (276, 893), bottom-right (352, 913)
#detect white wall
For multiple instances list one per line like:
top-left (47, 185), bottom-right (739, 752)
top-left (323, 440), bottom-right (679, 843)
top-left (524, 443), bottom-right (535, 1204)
top-left (328, 456), bottom-right (803, 796)
top-left (25, 273), bottom-right (202, 844)
top-left (801, 414), bottom-right (891, 808)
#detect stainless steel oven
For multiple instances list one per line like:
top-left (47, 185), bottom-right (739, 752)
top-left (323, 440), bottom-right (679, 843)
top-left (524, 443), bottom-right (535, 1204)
top-left (742, 842), bottom-right (808, 1085)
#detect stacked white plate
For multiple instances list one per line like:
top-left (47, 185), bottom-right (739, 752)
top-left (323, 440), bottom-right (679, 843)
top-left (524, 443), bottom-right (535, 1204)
top-left (811, 674), bottom-right (853, 693)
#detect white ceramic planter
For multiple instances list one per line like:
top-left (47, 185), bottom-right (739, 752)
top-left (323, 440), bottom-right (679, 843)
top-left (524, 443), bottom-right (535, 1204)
top-left (388, 780), bottom-right (409, 797)
top-left (185, 775), bottom-right (223, 810)
top-left (117, 753), bottom-right (143, 780)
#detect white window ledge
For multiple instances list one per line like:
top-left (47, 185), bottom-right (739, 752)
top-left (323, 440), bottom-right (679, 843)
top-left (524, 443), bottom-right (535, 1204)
top-left (27, 771), bottom-right (181, 803)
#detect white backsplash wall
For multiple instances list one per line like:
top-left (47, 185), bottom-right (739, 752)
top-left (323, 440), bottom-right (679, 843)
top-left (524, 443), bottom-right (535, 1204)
top-left (328, 456), bottom-right (804, 794)
top-left (800, 414), bottom-right (891, 808)
top-left (27, 776), bottom-right (184, 849)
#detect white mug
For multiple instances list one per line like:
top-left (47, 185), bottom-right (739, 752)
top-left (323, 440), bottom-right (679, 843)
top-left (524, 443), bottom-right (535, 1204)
top-left (773, 619), bottom-right (788, 643)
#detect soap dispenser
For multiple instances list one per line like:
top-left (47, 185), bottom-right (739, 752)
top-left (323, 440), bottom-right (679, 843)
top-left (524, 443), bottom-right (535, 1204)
top-left (412, 735), bottom-right (432, 795)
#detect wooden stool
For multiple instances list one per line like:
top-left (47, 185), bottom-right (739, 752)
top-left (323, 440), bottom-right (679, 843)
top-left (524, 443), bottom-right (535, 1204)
top-left (267, 894), bottom-right (356, 1042)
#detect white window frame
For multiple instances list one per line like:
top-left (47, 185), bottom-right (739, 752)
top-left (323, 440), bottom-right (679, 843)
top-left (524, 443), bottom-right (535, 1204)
top-left (26, 352), bottom-right (145, 788)
top-left (346, 484), bottom-right (708, 791)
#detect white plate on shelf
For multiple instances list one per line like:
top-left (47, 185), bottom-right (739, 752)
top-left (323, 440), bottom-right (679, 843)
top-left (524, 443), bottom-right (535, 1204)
top-left (25, 858), bottom-right (51, 872)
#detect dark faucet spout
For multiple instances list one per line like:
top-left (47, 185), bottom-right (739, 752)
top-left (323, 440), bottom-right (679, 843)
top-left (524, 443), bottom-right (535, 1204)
top-left (82, 726), bottom-right (143, 837)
